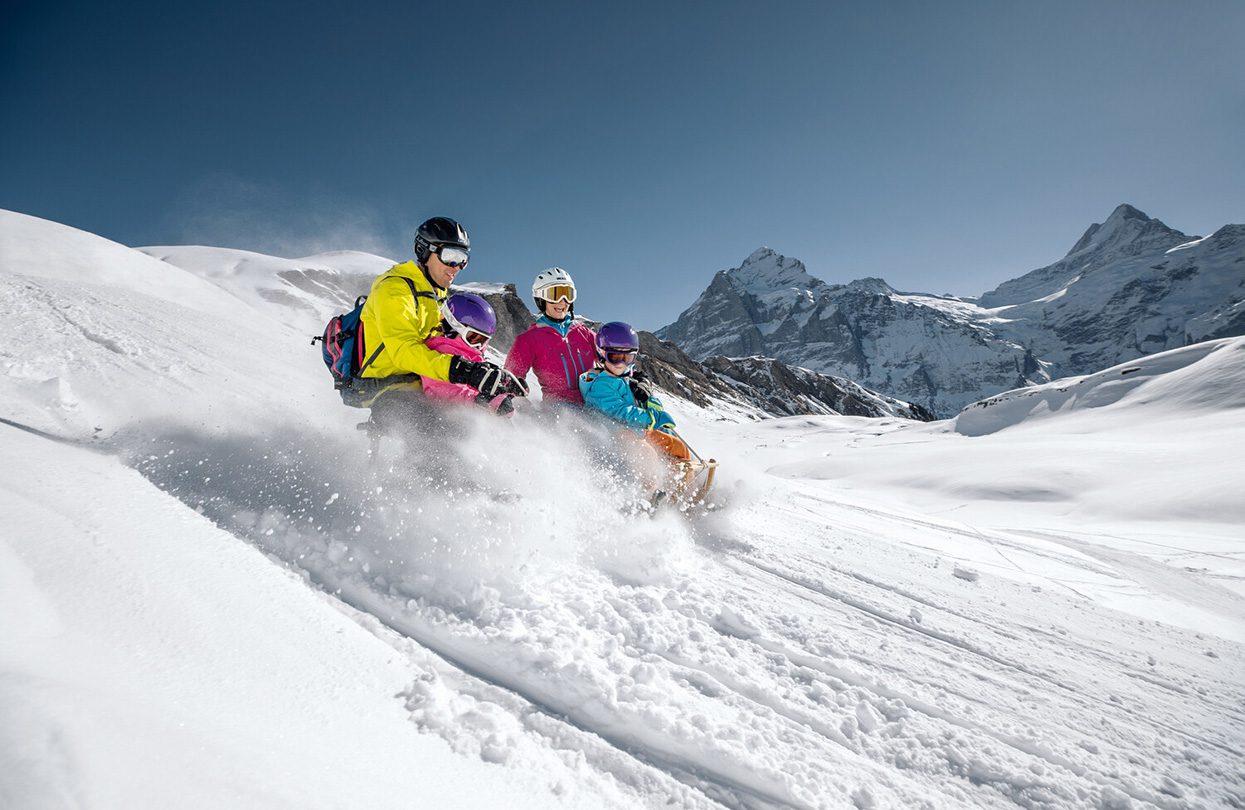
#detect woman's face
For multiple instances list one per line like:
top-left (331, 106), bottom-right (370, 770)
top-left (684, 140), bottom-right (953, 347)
top-left (545, 299), bottom-right (571, 319)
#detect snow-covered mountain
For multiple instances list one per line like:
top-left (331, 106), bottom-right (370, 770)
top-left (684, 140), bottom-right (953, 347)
top-left (658, 205), bottom-right (1245, 416)
top-left (657, 248), bottom-right (1047, 417)
top-left (4, 208), bottom-right (1245, 809)
top-left (982, 205), bottom-right (1245, 378)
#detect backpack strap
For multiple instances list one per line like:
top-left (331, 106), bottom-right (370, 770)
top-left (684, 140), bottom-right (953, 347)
top-left (357, 276), bottom-right (440, 378)
top-left (399, 275), bottom-right (439, 304)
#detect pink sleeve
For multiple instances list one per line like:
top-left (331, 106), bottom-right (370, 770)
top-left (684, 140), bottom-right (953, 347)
top-left (422, 336), bottom-right (482, 404)
top-left (504, 332), bottom-right (533, 378)
top-left (421, 378), bottom-right (479, 404)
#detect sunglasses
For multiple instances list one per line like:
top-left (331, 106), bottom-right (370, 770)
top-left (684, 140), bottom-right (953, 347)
top-left (436, 245), bottom-right (470, 268)
top-left (537, 283), bottom-right (575, 304)
top-left (603, 349), bottom-right (637, 365)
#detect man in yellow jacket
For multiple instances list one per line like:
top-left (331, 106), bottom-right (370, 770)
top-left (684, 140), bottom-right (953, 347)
top-left (349, 216), bottom-right (525, 430)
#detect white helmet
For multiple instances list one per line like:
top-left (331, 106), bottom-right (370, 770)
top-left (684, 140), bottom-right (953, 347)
top-left (532, 267), bottom-right (577, 317)
top-left (532, 267), bottom-right (576, 302)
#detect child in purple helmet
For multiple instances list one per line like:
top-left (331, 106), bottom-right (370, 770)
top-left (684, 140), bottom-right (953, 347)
top-left (578, 322), bottom-right (676, 433)
top-left (422, 293), bottom-right (518, 415)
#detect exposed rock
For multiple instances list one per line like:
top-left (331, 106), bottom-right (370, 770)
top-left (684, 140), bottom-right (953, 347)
top-left (701, 355), bottom-right (935, 421)
top-left (455, 282), bottom-right (535, 353)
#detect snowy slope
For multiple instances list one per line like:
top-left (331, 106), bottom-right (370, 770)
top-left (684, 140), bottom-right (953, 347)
top-left (0, 211), bottom-right (353, 439)
top-left (139, 244), bottom-right (393, 332)
top-left (0, 426), bottom-right (583, 810)
top-left (3, 210), bottom-right (1244, 809)
top-left (954, 337), bottom-right (1245, 437)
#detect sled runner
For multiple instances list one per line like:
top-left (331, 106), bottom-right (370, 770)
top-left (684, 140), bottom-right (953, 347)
top-left (644, 429), bottom-right (718, 507)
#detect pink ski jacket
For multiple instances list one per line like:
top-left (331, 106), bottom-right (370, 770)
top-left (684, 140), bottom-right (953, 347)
top-left (421, 335), bottom-right (508, 412)
top-left (504, 318), bottom-right (597, 405)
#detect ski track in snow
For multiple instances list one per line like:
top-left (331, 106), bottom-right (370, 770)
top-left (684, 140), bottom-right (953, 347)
top-left (110, 417), bottom-right (1245, 810)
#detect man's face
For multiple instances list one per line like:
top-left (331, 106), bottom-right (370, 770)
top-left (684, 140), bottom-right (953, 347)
top-left (425, 250), bottom-right (463, 289)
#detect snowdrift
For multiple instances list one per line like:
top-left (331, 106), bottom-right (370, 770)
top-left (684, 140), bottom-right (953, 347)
top-left (953, 337), bottom-right (1245, 437)
top-left (0, 426), bottom-right (556, 810)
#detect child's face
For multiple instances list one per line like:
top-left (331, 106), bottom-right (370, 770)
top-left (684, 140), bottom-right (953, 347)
top-left (603, 350), bottom-right (637, 376)
top-left (605, 358), bottom-right (629, 375)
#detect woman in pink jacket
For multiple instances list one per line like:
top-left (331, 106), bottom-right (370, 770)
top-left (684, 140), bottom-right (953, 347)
top-left (422, 293), bottom-right (521, 415)
top-left (504, 267), bottom-right (597, 406)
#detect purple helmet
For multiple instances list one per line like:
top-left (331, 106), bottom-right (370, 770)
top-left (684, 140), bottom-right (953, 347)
top-left (595, 321), bottom-right (640, 366)
top-left (440, 293), bottom-right (497, 347)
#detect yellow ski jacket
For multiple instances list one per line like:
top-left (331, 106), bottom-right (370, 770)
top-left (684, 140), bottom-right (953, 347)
top-left (358, 262), bottom-right (452, 381)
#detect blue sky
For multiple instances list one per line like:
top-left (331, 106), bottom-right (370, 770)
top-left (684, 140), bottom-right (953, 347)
top-left (4, 0), bottom-right (1243, 329)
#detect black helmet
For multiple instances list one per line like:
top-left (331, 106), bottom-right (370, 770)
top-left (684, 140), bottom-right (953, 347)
top-left (414, 217), bottom-right (470, 264)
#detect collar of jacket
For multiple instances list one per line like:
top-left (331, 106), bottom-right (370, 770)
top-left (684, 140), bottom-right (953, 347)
top-left (536, 315), bottom-right (574, 336)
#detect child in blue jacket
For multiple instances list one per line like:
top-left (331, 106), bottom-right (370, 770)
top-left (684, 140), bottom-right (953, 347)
top-left (579, 322), bottom-right (677, 434)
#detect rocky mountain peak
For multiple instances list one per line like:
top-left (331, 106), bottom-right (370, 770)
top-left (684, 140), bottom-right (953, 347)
top-left (743, 246), bottom-right (778, 264)
top-left (846, 277), bottom-right (896, 295)
top-left (1206, 223), bottom-right (1245, 249)
top-left (726, 247), bottom-right (828, 297)
top-left (982, 204), bottom-right (1197, 309)
top-left (1065, 203), bottom-right (1188, 258)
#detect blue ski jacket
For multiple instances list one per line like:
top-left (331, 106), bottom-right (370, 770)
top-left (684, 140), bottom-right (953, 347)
top-left (579, 368), bottom-right (676, 433)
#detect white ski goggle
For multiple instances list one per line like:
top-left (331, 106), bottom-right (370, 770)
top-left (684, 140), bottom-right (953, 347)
top-left (436, 245), bottom-right (470, 268)
top-left (440, 306), bottom-right (492, 348)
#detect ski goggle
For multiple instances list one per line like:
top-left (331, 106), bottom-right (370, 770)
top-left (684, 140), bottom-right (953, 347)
top-left (602, 349), bottom-right (637, 365)
top-left (440, 311), bottom-right (493, 348)
top-left (436, 245), bottom-right (470, 268)
top-left (536, 283), bottom-right (576, 303)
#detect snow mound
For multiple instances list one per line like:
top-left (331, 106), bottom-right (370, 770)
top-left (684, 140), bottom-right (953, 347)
top-left (1, 209), bottom-right (250, 319)
top-left (0, 212), bottom-right (345, 438)
top-left (953, 337), bottom-right (1245, 436)
top-left (0, 425), bottom-right (555, 810)
top-left (297, 249), bottom-right (396, 274)
top-left (141, 244), bottom-right (393, 331)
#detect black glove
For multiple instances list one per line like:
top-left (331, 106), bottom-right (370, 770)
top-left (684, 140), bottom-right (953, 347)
top-left (473, 392), bottom-right (516, 415)
top-left (629, 377), bottom-right (651, 406)
top-left (449, 356), bottom-right (502, 396)
top-left (503, 373), bottom-right (529, 397)
top-left (449, 356), bottom-right (527, 399)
